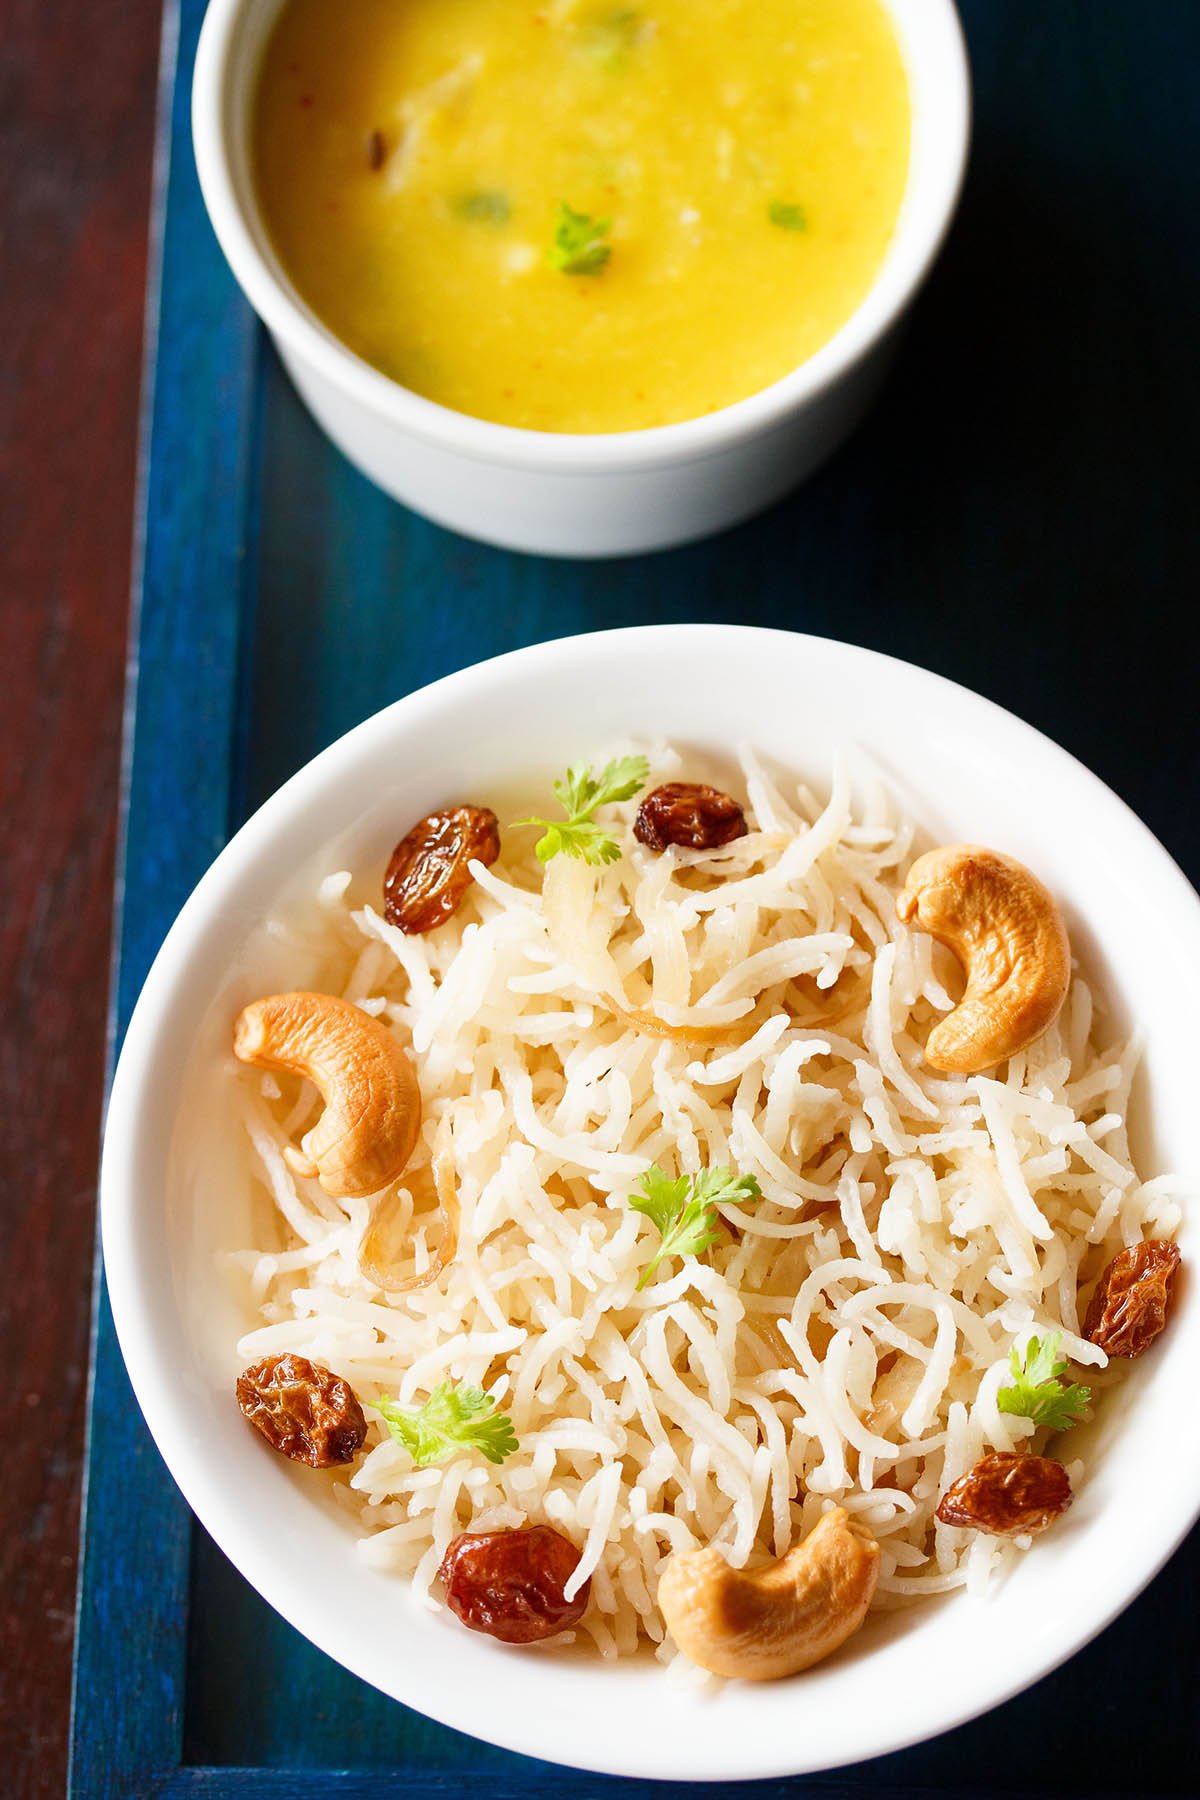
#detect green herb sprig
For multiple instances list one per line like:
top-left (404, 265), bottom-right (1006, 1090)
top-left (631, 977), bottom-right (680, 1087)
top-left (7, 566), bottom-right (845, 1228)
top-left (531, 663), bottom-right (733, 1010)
top-left (549, 202), bottom-right (612, 275)
top-left (580, 8), bottom-right (643, 72)
top-left (996, 1332), bottom-right (1091, 1433)
top-left (629, 1162), bottom-right (762, 1289)
top-left (768, 200), bottom-right (808, 233)
top-left (377, 1382), bottom-right (519, 1467)
top-left (454, 190), bottom-right (511, 225)
top-left (514, 754), bottom-right (649, 864)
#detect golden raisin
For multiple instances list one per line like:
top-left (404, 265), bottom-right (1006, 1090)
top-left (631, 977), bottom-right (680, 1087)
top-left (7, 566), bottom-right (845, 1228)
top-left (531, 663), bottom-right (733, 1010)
top-left (236, 1353), bottom-right (367, 1468)
top-left (1083, 1238), bottom-right (1181, 1358)
top-left (936, 1452), bottom-right (1072, 1537)
top-left (384, 805), bottom-right (500, 934)
top-left (439, 1524), bottom-right (589, 1643)
top-left (634, 782), bottom-right (747, 852)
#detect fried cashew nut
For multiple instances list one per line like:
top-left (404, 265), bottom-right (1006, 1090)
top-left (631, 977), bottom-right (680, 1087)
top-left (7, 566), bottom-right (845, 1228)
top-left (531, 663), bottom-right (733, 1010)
top-left (896, 845), bottom-right (1070, 1074)
top-left (234, 992), bottom-right (421, 1199)
top-left (657, 1507), bottom-right (879, 1680)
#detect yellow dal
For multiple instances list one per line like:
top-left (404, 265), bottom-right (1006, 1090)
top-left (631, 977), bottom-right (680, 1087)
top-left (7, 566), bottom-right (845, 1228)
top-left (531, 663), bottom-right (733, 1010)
top-left (254, 0), bottom-right (910, 433)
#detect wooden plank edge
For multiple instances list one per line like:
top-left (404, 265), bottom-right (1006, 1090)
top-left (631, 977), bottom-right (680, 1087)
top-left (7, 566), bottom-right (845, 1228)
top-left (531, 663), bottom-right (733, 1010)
top-left (68, 3), bottom-right (183, 1788)
top-left (68, 0), bottom-right (264, 1789)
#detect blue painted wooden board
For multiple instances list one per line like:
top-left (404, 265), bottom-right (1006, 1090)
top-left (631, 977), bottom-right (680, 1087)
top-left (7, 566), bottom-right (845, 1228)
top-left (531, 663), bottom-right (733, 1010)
top-left (72, 0), bottom-right (1200, 1794)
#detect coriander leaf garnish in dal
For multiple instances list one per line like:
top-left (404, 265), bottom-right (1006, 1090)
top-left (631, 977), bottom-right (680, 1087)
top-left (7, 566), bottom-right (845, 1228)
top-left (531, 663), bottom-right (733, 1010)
top-left (453, 190), bottom-right (511, 225)
top-left (547, 201), bottom-right (612, 275)
top-left (768, 200), bottom-right (808, 232)
top-left (577, 7), bottom-right (647, 73)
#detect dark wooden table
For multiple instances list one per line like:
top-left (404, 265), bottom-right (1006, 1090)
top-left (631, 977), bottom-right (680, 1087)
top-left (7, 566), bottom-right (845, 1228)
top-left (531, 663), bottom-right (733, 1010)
top-left (1, 5), bottom-right (162, 1797)
top-left (5, 3), bottom-right (1200, 1797)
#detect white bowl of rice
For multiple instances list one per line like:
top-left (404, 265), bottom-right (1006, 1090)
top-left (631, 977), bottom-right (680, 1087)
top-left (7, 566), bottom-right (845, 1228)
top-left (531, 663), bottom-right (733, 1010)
top-left (101, 625), bottom-right (1200, 1781)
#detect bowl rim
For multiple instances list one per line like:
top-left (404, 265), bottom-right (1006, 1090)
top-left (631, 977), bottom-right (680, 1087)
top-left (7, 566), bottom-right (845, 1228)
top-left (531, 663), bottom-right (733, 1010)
top-left (101, 624), bottom-right (1200, 1781)
top-left (191, 0), bottom-right (972, 473)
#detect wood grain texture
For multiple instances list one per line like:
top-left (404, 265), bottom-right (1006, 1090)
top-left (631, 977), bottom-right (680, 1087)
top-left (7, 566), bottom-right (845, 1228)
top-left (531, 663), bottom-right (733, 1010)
top-left (72, 0), bottom-right (1200, 1795)
top-left (0, 3), bottom-right (162, 1798)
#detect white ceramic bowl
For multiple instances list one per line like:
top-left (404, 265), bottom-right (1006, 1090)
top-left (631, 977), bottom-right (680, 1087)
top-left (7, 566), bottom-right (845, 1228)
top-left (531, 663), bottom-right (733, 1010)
top-left (191, 1), bottom-right (970, 557)
top-left (101, 626), bottom-right (1200, 1782)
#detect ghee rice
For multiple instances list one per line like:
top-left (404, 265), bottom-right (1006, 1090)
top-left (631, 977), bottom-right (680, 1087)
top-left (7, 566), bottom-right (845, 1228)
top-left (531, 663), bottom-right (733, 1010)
top-left (225, 744), bottom-right (1184, 1660)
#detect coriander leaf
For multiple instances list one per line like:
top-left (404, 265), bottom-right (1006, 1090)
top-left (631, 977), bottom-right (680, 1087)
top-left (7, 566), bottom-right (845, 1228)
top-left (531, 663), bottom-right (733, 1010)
top-left (533, 819), bottom-right (624, 866)
top-left (454, 189), bottom-right (511, 225)
top-left (579, 8), bottom-right (643, 72)
top-left (628, 1165), bottom-right (692, 1235)
top-left (768, 200), bottom-right (808, 233)
top-left (554, 754), bottom-right (648, 819)
top-left (377, 1382), bottom-right (519, 1467)
top-left (629, 1161), bottom-right (762, 1288)
top-left (549, 201), bottom-right (612, 275)
top-left (582, 753), bottom-right (650, 810)
top-left (515, 753), bottom-right (649, 863)
top-left (996, 1331), bottom-right (1091, 1433)
top-left (552, 765), bottom-right (600, 819)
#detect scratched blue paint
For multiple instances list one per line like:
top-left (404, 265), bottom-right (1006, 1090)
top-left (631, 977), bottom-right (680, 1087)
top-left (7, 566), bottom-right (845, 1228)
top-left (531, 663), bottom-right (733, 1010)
top-left (72, 0), bottom-right (1200, 1792)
